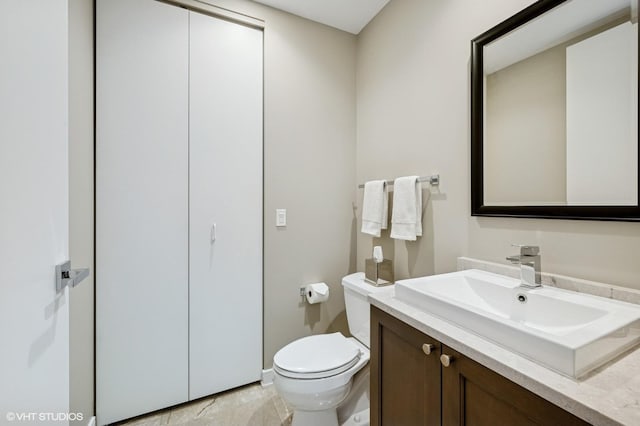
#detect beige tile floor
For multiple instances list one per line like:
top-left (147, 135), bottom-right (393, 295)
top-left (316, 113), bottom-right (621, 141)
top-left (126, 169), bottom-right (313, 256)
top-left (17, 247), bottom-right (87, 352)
top-left (119, 383), bottom-right (292, 426)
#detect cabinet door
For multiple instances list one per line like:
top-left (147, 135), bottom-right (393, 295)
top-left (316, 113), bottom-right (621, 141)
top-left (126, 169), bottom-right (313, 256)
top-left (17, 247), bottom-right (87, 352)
top-left (188, 11), bottom-right (263, 399)
top-left (96, 0), bottom-right (189, 423)
top-left (371, 307), bottom-right (441, 426)
top-left (440, 346), bottom-right (590, 426)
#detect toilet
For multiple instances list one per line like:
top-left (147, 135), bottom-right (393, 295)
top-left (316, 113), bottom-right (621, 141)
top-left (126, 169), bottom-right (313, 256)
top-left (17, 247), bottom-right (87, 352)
top-left (273, 272), bottom-right (391, 426)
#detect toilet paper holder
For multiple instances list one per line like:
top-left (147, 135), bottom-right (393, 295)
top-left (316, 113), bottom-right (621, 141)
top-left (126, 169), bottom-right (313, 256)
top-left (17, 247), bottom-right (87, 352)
top-left (299, 282), bottom-right (330, 304)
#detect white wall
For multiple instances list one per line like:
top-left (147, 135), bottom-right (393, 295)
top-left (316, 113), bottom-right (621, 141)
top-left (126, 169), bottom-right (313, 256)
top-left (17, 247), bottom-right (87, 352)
top-left (0, 0), bottom-right (70, 420)
top-left (357, 0), bottom-right (640, 290)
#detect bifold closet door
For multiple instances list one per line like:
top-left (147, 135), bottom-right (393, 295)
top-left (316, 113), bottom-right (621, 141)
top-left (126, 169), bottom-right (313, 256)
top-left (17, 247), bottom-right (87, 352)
top-left (188, 12), bottom-right (263, 399)
top-left (96, 0), bottom-right (189, 424)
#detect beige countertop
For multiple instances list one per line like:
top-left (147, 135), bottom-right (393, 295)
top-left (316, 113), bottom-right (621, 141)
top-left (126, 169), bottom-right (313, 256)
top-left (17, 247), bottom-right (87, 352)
top-left (369, 285), bottom-right (640, 426)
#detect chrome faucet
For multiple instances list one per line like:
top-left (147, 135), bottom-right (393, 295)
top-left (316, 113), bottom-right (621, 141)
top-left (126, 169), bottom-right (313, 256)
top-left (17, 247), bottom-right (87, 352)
top-left (506, 244), bottom-right (541, 288)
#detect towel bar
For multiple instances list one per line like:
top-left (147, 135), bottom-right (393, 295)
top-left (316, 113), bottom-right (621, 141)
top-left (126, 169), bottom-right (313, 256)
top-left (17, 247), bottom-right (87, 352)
top-left (358, 174), bottom-right (439, 189)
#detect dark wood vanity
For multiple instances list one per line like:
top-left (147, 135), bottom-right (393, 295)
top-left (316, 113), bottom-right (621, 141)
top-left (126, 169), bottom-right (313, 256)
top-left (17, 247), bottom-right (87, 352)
top-left (370, 306), bottom-right (590, 426)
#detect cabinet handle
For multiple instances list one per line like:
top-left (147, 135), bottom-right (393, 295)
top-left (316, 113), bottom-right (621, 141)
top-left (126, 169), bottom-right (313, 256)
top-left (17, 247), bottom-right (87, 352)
top-left (422, 343), bottom-right (435, 355)
top-left (440, 354), bottom-right (454, 367)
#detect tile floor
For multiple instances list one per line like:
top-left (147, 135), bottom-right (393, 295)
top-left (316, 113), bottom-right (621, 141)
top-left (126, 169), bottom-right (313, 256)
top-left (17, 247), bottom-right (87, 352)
top-left (119, 383), bottom-right (292, 426)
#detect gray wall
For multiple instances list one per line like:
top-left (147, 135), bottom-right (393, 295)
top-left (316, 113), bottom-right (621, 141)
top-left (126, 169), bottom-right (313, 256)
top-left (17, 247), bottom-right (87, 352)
top-left (356, 0), bottom-right (640, 290)
top-left (258, 2), bottom-right (357, 368)
top-left (485, 45), bottom-right (567, 205)
top-left (69, 0), bottom-right (94, 423)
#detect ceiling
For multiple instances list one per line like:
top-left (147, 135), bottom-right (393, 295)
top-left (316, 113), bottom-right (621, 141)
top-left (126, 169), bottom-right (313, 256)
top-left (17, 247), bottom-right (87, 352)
top-left (251, 0), bottom-right (390, 34)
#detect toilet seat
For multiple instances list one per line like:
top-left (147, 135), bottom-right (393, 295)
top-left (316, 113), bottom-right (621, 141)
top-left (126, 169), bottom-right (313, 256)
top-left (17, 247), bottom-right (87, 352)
top-left (274, 333), bottom-right (361, 379)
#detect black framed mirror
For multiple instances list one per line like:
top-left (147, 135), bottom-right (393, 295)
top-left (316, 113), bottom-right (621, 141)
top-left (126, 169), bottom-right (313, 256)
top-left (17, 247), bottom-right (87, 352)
top-left (471, 0), bottom-right (640, 221)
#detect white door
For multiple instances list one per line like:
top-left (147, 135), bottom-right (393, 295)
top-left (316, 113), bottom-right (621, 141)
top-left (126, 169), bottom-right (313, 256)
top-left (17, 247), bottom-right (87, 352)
top-left (188, 11), bottom-right (263, 399)
top-left (0, 0), bottom-right (70, 421)
top-left (96, 0), bottom-right (189, 423)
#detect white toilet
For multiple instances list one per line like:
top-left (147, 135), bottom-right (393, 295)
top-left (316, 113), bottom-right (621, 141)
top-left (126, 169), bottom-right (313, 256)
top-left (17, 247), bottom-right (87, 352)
top-left (273, 272), bottom-right (391, 426)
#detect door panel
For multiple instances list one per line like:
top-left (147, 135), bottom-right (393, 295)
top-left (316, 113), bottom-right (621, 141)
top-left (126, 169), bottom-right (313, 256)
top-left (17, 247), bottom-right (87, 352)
top-left (441, 345), bottom-right (589, 426)
top-left (96, 0), bottom-right (189, 423)
top-left (188, 11), bottom-right (263, 399)
top-left (0, 0), bottom-right (70, 418)
top-left (371, 307), bottom-right (441, 426)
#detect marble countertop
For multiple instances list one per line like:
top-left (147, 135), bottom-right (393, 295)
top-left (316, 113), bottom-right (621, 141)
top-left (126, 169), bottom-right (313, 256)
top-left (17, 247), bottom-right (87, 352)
top-left (369, 289), bottom-right (640, 426)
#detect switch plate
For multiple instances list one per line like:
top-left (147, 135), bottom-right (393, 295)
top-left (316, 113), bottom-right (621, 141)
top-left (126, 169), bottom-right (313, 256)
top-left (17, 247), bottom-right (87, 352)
top-left (276, 209), bottom-right (286, 227)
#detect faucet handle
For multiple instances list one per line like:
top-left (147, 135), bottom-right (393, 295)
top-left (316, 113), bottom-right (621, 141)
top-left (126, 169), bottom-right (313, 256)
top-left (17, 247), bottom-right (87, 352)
top-left (511, 244), bottom-right (539, 256)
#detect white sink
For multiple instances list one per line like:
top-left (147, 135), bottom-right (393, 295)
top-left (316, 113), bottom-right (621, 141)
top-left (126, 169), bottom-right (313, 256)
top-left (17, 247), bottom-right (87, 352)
top-left (395, 269), bottom-right (640, 378)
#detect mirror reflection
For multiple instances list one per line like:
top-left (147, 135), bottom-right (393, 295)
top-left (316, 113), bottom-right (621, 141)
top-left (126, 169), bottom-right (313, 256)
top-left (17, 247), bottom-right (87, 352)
top-left (483, 0), bottom-right (638, 206)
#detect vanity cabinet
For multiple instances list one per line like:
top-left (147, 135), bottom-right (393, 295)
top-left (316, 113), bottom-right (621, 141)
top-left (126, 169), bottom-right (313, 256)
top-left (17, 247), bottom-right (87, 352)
top-left (371, 307), bottom-right (590, 426)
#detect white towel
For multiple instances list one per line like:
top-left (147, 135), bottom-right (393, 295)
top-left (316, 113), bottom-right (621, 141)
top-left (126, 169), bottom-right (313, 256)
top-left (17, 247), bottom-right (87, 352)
top-left (390, 176), bottom-right (423, 241)
top-left (361, 180), bottom-right (388, 237)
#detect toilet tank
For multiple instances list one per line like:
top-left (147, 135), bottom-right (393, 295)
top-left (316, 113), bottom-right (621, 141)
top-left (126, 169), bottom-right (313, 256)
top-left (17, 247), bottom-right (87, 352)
top-left (342, 272), bottom-right (393, 348)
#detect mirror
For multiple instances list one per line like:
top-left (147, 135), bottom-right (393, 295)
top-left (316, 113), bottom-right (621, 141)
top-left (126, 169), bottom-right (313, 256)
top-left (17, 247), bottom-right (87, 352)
top-left (471, 0), bottom-right (640, 221)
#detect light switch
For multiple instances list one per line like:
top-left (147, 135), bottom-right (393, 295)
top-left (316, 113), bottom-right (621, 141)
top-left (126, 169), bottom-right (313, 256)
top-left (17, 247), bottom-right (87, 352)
top-left (276, 209), bottom-right (287, 227)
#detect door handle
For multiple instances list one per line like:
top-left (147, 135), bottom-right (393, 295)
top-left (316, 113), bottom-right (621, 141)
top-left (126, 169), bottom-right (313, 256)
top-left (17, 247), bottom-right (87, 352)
top-left (56, 260), bottom-right (90, 292)
top-left (422, 343), bottom-right (436, 355)
top-left (440, 354), bottom-right (454, 367)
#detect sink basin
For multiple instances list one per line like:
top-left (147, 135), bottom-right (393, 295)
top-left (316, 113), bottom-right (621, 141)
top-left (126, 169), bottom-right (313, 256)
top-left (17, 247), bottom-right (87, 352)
top-left (395, 269), bottom-right (640, 378)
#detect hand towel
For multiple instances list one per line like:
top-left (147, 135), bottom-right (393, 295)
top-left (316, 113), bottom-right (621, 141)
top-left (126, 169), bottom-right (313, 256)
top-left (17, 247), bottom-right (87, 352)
top-left (391, 176), bottom-right (423, 241)
top-left (361, 180), bottom-right (388, 237)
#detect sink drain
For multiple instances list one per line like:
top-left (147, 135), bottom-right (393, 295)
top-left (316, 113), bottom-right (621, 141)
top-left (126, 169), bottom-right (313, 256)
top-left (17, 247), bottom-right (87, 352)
top-left (516, 293), bottom-right (528, 303)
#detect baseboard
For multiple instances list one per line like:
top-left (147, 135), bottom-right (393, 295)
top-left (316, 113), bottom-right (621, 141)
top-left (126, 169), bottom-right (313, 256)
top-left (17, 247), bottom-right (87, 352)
top-left (261, 368), bottom-right (274, 387)
top-left (87, 416), bottom-right (96, 426)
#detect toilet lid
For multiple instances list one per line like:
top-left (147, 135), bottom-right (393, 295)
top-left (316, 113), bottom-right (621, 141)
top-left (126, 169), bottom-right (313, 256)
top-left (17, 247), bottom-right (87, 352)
top-left (273, 333), bottom-right (361, 379)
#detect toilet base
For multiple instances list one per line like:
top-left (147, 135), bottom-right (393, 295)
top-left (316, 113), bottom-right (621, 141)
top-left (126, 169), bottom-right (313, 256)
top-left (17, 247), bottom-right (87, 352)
top-left (291, 408), bottom-right (338, 426)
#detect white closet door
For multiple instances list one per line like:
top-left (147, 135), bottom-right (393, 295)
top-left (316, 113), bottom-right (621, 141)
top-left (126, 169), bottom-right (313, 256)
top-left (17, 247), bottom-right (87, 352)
top-left (96, 0), bottom-right (189, 423)
top-left (189, 11), bottom-right (263, 399)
